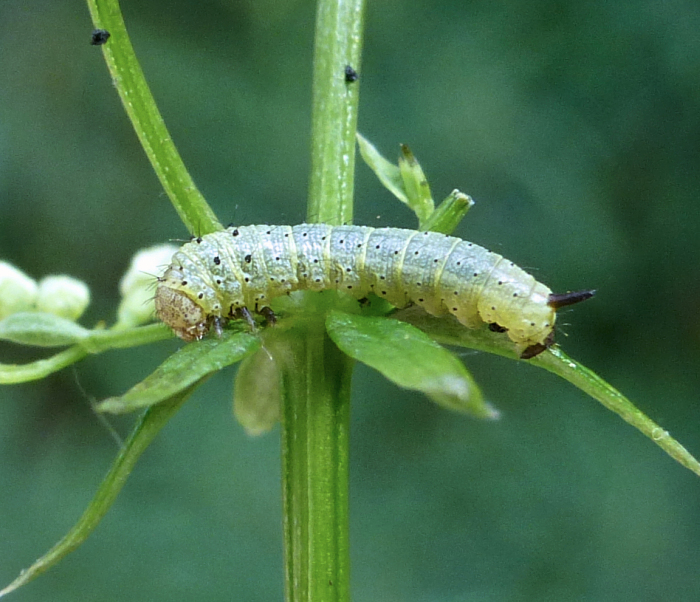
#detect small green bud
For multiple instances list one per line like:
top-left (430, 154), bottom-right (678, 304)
top-left (0, 261), bottom-right (39, 320)
top-left (398, 143), bottom-right (434, 222)
top-left (36, 275), bottom-right (91, 321)
top-left (117, 244), bottom-right (178, 327)
top-left (420, 190), bottom-right (474, 235)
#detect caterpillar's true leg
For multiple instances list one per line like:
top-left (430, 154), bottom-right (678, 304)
top-left (230, 306), bottom-right (257, 331)
top-left (520, 330), bottom-right (556, 359)
top-left (258, 306), bottom-right (277, 326)
top-left (211, 316), bottom-right (226, 337)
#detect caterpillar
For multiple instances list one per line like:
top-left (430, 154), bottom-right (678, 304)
top-left (154, 224), bottom-right (594, 358)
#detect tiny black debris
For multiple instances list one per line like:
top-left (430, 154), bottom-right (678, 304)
top-left (90, 29), bottom-right (111, 46)
top-left (344, 65), bottom-right (359, 82)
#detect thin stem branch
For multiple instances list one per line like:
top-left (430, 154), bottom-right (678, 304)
top-left (86, 0), bottom-right (221, 235)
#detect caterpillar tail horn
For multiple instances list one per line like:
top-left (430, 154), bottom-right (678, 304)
top-left (548, 289), bottom-right (596, 309)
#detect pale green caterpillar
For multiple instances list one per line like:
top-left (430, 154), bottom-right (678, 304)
top-left (155, 224), bottom-right (593, 358)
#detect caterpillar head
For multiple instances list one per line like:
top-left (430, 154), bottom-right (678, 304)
top-left (155, 285), bottom-right (210, 341)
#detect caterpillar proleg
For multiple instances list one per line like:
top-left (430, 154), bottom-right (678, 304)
top-left (155, 224), bottom-right (594, 358)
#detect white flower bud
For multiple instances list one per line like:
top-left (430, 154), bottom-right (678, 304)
top-left (117, 244), bottom-right (178, 327)
top-left (36, 275), bottom-right (91, 321)
top-left (0, 261), bottom-right (39, 320)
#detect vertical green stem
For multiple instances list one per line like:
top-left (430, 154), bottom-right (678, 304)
top-left (280, 323), bottom-right (353, 602)
top-left (282, 0), bottom-right (365, 600)
top-left (307, 0), bottom-right (366, 226)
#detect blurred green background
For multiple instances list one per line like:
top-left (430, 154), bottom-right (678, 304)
top-left (2, 1), bottom-right (700, 600)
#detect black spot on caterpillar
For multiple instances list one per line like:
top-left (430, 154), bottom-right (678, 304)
top-left (154, 224), bottom-right (594, 358)
top-left (90, 29), bottom-right (111, 46)
top-left (344, 65), bottom-right (359, 82)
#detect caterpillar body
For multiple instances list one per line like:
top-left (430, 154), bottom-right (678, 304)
top-left (155, 224), bottom-right (593, 358)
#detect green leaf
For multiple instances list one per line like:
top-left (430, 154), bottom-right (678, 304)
top-left (356, 132), bottom-right (409, 204)
top-left (0, 312), bottom-right (90, 347)
top-left (326, 311), bottom-right (497, 418)
top-left (233, 347), bottom-right (281, 436)
top-left (533, 347), bottom-right (700, 478)
top-left (398, 143), bottom-right (434, 223)
top-left (394, 306), bottom-right (700, 478)
top-left (97, 329), bottom-right (260, 414)
top-left (421, 189), bottom-right (475, 234)
top-left (0, 385), bottom-right (194, 598)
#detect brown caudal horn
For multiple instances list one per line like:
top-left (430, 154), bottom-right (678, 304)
top-left (548, 289), bottom-right (596, 309)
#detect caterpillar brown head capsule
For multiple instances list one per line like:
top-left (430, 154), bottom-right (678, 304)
top-left (155, 224), bottom-right (594, 358)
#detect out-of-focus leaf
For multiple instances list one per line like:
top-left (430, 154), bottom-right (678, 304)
top-left (233, 347), bottom-right (281, 435)
top-left (326, 311), bottom-right (497, 418)
top-left (97, 329), bottom-right (260, 414)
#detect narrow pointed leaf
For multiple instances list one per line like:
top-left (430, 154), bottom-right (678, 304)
top-left (395, 305), bottom-right (700, 478)
top-left (356, 133), bottom-right (408, 204)
top-left (398, 143), bottom-right (434, 223)
top-left (233, 347), bottom-right (281, 435)
top-left (421, 189), bottom-right (475, 234)
top-left (533, 347), bottom-right (700, 478)
top-left (0, 385), bottom-right (194, 599)
top-left (97, 330), bottom-right (260, 414)
top-left (326, 311), bottom-right (497, 418)
top-left (0, 313), bottom-right (90, 347)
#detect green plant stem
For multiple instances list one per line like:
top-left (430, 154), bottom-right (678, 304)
top-left (0, 346), bottom-right (87, 384)
top-left (307, 0), bottom-right (365, 225)
top-left (86, 0), bottom-right (221, 235)
top-left (279, 322), bottom-right (353, 602)
top-left (280, 0), bottom-right (365, 599)
top-left (82, 323), bottom-right (173, 352)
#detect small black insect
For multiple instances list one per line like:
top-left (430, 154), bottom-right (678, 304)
top-left (90, 29), bottom-right (111, 46)
top-left (344, 65), bottom-right (359, 83)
